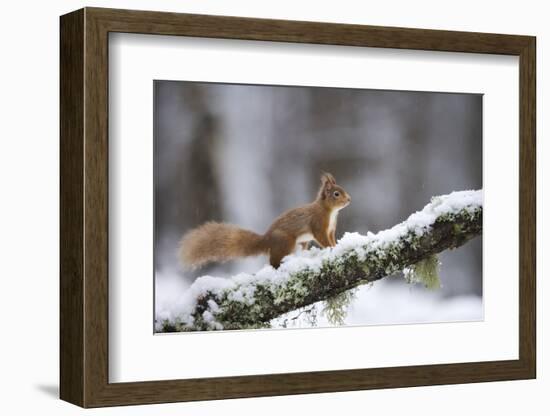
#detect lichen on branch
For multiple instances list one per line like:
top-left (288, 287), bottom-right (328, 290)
top-left (404, 254), bottom-right (442, 290)
top-left (158, 190), bottom-right (482, 332)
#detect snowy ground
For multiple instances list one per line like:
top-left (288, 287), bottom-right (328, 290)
top-left (271, 278), bottom-right (482, 329)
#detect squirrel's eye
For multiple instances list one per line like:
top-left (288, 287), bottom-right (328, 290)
top-left (333, 191), bottom-right (340, 197)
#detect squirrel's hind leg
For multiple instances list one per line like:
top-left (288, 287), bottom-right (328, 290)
top-left (267, 233), bottom-right (294, 269)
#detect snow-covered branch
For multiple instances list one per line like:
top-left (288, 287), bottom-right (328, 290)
top-left (158, 190), bottom-right (482, 332)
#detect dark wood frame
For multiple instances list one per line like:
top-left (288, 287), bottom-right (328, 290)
top-left (60, 7), bottom-right (536, 408)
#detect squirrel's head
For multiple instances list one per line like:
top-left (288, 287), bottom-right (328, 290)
top-left (317, 172), bottom-right (351, 210)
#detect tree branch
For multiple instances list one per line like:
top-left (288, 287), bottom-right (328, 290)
top-left (159, 190), bottom-right (482, 332)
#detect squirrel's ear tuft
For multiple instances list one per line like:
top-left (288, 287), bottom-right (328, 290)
top-left (318, 173), bottom-right (334, 200)
top-left (321, 172), bottom-right (336, 186)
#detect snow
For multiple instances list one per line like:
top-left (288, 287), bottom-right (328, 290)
top-left (331, 189), bottom-right (483, 258)
top-left (271, 279), bottom-right (482, 329)
top-left (156, 189), bottom-right (482, 330)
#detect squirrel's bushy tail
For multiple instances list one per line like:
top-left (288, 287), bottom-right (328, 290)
top-left (178, 222), bottom-right (266, 269)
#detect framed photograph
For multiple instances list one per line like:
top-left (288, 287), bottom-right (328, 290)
top-left (60, 7), bottom-right (536, 407)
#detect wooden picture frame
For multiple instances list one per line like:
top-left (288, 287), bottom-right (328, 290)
top-left (60, 7), bottom-right (536, 408)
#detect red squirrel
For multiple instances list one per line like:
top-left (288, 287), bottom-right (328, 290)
top-left (179, 173), bottom-right (351, 269)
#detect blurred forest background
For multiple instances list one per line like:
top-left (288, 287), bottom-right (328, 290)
top-left (154, 80), bottom-right (483, 328)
